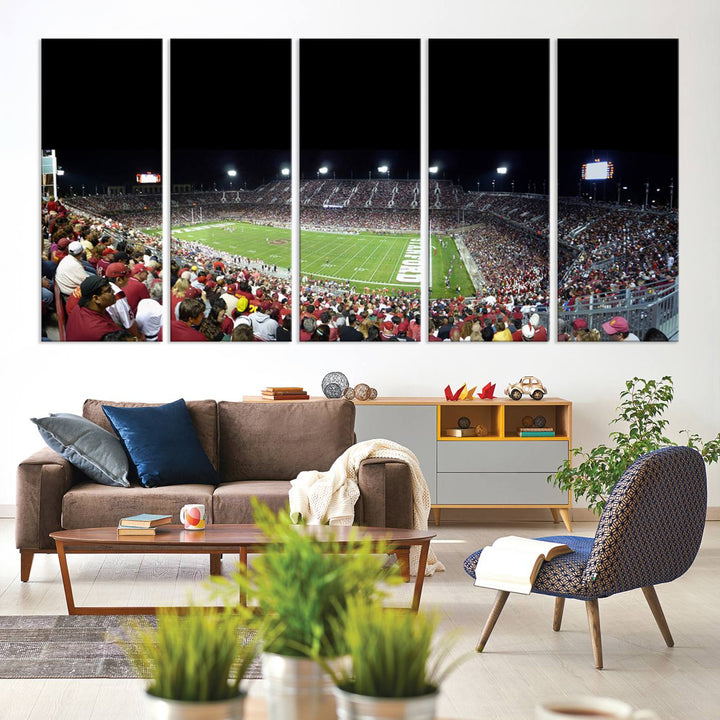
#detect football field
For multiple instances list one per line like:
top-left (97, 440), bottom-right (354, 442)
top-left (430, 234), bottom-right (475, 298)
top-left (171, 221), bottom-right (422, 292)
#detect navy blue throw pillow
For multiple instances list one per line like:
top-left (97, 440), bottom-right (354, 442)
top-left (102, 399), bottom-right (220, 488)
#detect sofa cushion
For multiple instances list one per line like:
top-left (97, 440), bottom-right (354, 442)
top-left (62, 482), bottom-right (215, 528)
top-left (218, 399), bottom-right (356, 481)
top-left (212, 481), bottom-right (292, 524)
top-left (83, 398), bottom-right (219, 469)
top-left (31, 413), bottom-right (130, 487)
top-left (102, 399), bottom-right (221, 488)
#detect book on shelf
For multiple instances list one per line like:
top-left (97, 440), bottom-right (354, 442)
top-left (474, 535), bottom-right (573, 595)
top-left (517, 427), bottom-right (554, 433)
top-left (519, 430), bottom-right (555, 437)
top-left (118, 513), bottom-right (172, 528)
top-left (443, 428), bottom-right (478, 437)
top-left (261, 388), bottom-right (309, 400)
top-left (117, 524), bottom-right (157, 536)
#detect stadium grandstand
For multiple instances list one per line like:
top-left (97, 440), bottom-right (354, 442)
top-left (42, 177), bottom-right (678, 342)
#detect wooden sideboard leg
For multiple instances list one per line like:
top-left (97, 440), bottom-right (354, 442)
top-left (432, 507), bottom-right (441, 525)
top-left (210, 553), bottom-right (222, 576)
top-left (558, 508), bottom-right (573, 533)
top-left (20, 550), bottom-right (35, 582)
top-left (550, 508), bottom-right (561, 524)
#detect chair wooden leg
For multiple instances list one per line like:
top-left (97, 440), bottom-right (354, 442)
top-left (553, 597), bottom-right (565, 631)
top-left (641, 585), bottom-right (674, 647)
top-left (20, 550), bottom-right (35, 582)
top-left (476, 591), bottom-right (510, 652)
top-left (585, 599), bottom-right (603, 669)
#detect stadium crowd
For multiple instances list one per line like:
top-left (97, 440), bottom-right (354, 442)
top-left (41, 196), bottom-right (163, 341)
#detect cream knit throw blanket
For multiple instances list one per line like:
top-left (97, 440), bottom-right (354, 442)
top-left (289, 438), bottom-right (444, 576)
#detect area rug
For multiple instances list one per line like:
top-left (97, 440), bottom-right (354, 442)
top-left (0, 615), bottom-right (262, 680)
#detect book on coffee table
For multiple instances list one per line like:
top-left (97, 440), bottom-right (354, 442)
top-left (117, 524), bottom-right (157, 536)
top-left (119, 513), bottom-right (172, 528)
top-left (474, 535), bottom-right (572, 595)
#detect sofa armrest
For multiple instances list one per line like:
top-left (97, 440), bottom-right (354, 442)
top-left (356, 457), bottom-right (413, 529)
top-left (16, 448), bottom-right (77, 551)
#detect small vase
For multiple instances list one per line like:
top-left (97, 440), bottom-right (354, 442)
top-left (144, 692), bottom-right (245, 720)
top-left (333, 686), bottom-right (439, 720)
top-left (262, 652), bottom-right (336, 720)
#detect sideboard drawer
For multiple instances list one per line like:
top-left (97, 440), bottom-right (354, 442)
top-left (436, 472), bottom-right (568, 505)
top-left (437, 440), bottom-right (568, 473)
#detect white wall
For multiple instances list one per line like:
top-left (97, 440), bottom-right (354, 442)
top-left (1, 0), bottom-right (718, 510)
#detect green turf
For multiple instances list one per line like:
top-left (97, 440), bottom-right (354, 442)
top-left (299, 228), bottom-right (420, 292)
top-left (170, 221), bottom-right (422, 292)
top-left (430, 234), bottom-right (475, 299)
top-left (172, 221), bottom-right (292, 269)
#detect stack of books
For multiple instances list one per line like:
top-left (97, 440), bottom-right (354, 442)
top-left (443, 428), bottom-right (477, 437)
top-left (518, 427), bottom-right (556, 437)
top-left (117, 513), bottom-right (172, 536)
top-left (261, 386), bottom-right (310, 400)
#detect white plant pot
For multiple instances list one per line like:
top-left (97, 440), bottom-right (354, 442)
top-left (262, 652), bottom-right (336, 720)
top-left (333, 686), bottom-right (439, 720)
top-left (144, 692), bottom-right (245, 720)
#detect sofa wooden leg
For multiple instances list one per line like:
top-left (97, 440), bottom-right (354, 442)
top-left (642, 585), bottom-right (674, 647)
top-left (476, 590), bottom-right (510, 652)
top-left (585, 598), bottom-right (603, 669)
top-left (20, 550), bottom-right (35, 582)
top-left (553, 597), bottom-right (565, 631)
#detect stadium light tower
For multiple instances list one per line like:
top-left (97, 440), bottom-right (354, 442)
top-left (317, 166), bottom-right (328, 179)
top-left (378, 165), bottom-right (390, 179)
top-left (280, 167), bottom-right (290, 178)
top-left (227, 169), bottom-right (237, 190)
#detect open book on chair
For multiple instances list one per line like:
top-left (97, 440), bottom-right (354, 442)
top-left (474, 536), bottom-right (572, 595)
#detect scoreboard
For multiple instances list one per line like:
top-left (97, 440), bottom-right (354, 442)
top-left (581, 160), bottom-right (614, 181)
top-left (136, 172), bottom-right (161, 184)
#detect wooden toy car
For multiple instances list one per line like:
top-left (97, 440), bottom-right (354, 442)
top-left (505, 376), bottom-right (547, 401)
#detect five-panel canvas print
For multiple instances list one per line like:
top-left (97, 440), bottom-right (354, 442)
top-left (41, 38), bottom-right (678, 343)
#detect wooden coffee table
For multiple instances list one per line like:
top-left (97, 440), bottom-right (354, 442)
top-left (49, 524), bottom-right (435, 615)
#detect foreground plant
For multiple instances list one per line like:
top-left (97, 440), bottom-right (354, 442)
top-left (322, 598), bottom-right (466, 698)
top-left (550, 376), bottom-right (720, 514)
top-left (211, 499), bottom-right (400, 659)
top-left (122, 604), bottom-right (261, 702)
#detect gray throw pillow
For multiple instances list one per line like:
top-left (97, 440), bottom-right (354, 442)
top-left (31, 413), bottom-right (130, 487)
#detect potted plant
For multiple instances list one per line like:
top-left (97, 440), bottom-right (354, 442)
top-left (122, 604), bottom-right (261, 720)
top-left (549, 376), bottom-right (720, 514)
top-left (213, 499), bottom-right (398, 720)
top-left (321, 597), bottom-right (466, 720)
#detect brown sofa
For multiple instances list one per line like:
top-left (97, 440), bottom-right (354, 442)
top-left (16, 398), bottom-right (414, 581)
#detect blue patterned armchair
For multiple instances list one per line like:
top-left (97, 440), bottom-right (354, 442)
top-left (464, 447), bottom-right (707, 669)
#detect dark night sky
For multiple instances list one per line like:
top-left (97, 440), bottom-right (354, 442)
top-left (42, 39), bottom-right (162, 190)
top-left (429, 39), bottom-right (550, 192)
top-left (300, 39), bottom-right (420, 181)
top-left (42, 38), bottom-right (677, 204)
top-left (171, 39), bottom-right (291, 189)
top-left (558, 39), bottom-right (678, 204)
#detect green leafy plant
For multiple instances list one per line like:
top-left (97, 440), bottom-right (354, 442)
top-left (549, 376), bottom-right (720, 515)
top-left (122, 604), bottom-right (262, 702)
top-left (211, 499), bottom-right (399, 659)
top-left (321, 598), bottom-right (466, 698)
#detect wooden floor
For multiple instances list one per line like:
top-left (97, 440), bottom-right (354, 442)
top-left (1, 517), bottom-right (719, 720)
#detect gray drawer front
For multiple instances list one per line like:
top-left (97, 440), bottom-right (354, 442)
top-left (436, 472), bottom-right (568, 504)
top-left (437, 440), bottom-right (568, 473)
top-left (354, 404), bottom-right (438, 502)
